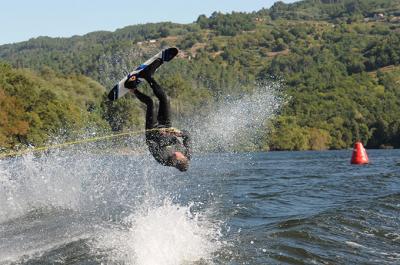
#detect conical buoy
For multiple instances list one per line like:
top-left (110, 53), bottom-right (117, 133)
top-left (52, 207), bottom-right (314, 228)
top-left (351, 142), bottom-right (369, 165)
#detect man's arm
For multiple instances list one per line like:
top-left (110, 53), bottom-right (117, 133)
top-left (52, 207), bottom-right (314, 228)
top-left (181, 130), bottom-right (192, 160)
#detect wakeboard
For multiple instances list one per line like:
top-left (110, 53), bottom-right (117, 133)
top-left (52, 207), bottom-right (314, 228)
top-left (108, 47), bottom-right (179, 101)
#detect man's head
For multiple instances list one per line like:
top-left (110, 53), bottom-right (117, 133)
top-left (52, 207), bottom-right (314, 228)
top-left (170, 151), bottom-right (189, 172)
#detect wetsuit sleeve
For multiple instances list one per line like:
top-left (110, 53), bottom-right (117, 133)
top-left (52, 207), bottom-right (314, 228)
top-left (146, 131), bottom-right (175, 166)
top-left (181, 130), bottom-right (192, 160)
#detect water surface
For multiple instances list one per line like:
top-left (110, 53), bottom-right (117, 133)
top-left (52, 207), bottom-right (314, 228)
top-left (0, 149), bottom-right (399, 264)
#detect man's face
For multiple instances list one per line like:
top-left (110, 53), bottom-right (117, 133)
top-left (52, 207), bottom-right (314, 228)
top-left (171, 152), bottom-right (189, 171)
top-left (173, 151), bottom-right (186, 160)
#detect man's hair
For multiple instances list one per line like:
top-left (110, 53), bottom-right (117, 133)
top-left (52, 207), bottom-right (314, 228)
top-left (175, 158), bottom-right (189, 172)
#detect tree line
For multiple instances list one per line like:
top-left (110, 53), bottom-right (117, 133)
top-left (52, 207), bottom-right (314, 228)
top-left (0, 0), bottom-right (399, 151)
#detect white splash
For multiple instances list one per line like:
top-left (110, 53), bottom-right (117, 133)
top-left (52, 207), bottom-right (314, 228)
top-left (129, 199), bottom-right (218, 265)
top-left (0, 80), bottom-right (283, 264)
top-left (0, 147), bottom-right (222, 264)
top-left (95, 199), bottom-right (221, 265)
top-left (0, 153), bottom-right (83, 223)
top-left (188, 83), bottom-right (283, 151)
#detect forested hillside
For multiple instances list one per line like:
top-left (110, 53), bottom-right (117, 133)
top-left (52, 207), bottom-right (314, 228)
top-left (1, 0), bottom-right (400, 151)
top-left (0, 63), bottom-right (109, 148)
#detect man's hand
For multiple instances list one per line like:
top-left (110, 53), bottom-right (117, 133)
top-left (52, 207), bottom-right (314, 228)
top-left (160, 128), bottom-right (182, 136)
top-left (125, 74), bottom-right (141, 89)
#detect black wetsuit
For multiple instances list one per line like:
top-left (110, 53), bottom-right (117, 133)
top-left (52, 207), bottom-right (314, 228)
top-left (133, 77), bottom-right (191, 166)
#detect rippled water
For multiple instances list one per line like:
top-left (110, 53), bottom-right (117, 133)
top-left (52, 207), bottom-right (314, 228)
top-left (0, 149), bottom-right (399, 264)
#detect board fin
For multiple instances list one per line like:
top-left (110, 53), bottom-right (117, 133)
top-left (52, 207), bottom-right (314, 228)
top-left (162, 48), bottom-right (178, 62)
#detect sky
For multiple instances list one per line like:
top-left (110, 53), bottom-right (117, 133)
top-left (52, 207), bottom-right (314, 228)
top-left (0, 0), bottom-right (297, 45)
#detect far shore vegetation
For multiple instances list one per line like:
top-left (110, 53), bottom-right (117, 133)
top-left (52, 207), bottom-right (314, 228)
top-left (1, 0), bottom-right (400, 152)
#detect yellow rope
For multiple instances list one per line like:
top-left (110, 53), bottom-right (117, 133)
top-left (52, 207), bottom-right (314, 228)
top-left (0, 127), bottom-right (176, 159)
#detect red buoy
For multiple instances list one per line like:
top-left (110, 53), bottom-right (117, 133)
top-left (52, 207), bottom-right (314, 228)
top-left (351, 142), bottom-right (369, 165)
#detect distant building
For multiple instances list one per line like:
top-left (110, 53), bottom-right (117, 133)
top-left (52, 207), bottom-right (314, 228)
top-left (136, 39), bottom-right (157, 46)
top-left (364, 13), bottom-right (386, 22)
top-left (390, 16), bottom-right (400, 23)
top-left (374, 13), bottom-right (385, 20)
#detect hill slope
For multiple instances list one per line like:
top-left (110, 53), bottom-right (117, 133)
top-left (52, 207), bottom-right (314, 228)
top-left (1, 0), bottom-right (400, 150)
top-left (0, 63), bottom-right (109, 148)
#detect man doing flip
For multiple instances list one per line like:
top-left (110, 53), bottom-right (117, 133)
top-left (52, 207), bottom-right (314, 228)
top-left (125, 59), bottom-right (191, 172)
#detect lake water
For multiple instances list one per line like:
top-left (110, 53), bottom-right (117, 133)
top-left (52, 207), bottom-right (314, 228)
top-left (0, 149), bottom-right (399, 265)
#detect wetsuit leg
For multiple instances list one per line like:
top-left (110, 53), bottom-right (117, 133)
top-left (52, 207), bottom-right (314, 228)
top-left (133, 90), bottom-right (155, 130)
top-left (145, 77), bottom-right (171, 127)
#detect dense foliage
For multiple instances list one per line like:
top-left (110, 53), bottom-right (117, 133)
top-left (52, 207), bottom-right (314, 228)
top-left (265, 0), bottom-right (400, 21)
top-left (197, 12), bottom-right (257, 36)
top-left (0, 63), bottom-right (108, 149)
top-left (1, 0), bottom-right (400, 151)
